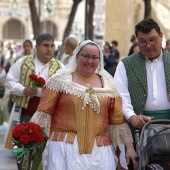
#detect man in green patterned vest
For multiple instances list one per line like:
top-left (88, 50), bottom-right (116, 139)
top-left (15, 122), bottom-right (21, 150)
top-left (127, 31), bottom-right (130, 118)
top-left (114, 19), bottom-right (170, 169)
top-left (5, 33), bottom-right (63, 170)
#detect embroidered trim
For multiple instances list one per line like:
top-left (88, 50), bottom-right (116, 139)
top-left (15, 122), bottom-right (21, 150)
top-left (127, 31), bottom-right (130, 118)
top-left (45, 74), bottom-right (120, 113)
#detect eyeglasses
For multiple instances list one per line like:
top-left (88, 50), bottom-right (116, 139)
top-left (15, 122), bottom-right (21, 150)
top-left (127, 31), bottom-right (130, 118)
top-left (79, 54), bottom-right (100, 61)
top-left (39, 43), bottom-right (55, 49)
top-left (138, 37), bottom-right (158, 47)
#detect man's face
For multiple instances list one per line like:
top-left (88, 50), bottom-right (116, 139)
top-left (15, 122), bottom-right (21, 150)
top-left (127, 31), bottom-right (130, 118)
top-left (36, 40), bottom-right (54, 63)
top-left (64, 42), bottom-right (70, 54)
top-left (166, 42), bottom-right (170, 51)
top-left (137, 29), bottom-right (163, 60)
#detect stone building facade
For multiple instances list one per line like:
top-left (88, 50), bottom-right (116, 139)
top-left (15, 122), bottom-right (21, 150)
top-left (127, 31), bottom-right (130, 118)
top-left (105, 0), bottom-right (144, 57)
top-left (0, 0), bottom-right (170, 56)
top-left (105, 0), bottom-right (170, 56)
top-left (0, 0), bottom-right (71, 42)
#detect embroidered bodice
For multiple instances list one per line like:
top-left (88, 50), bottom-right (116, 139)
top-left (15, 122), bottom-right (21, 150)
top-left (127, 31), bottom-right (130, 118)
top-left (31, 73), bottom-right (133, 154)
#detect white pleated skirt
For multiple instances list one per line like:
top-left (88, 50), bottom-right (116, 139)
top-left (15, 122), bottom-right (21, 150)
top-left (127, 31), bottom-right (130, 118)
top-left (42, 133), bottom-right (118, 170)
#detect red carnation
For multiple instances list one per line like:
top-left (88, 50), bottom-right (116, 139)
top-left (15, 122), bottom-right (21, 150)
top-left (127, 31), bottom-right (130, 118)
top-left (19, 133), bottom-right (30, 145)
top-left (12, 123), bottom-right (26, 138)
top-left (12, 122), bottom-right (45, 146)
top-left (26, 122), bottom-right (41, 133)
top-left (29, 73), bottom-right (46, 88)
top-left (12, 122), bottom-right (45, 165)
top-left (29, 74), bottom-right (37, 79)
top-left (38, 77), bottom-right (46, 86)
top-left (29, 133), bottom-right (37, 142)
top-left (35, 131), bottom-right (44, 143)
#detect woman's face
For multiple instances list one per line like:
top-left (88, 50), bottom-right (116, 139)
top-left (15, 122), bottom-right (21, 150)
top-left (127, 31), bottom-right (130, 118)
top-left (76, 44), bottom-right (100, 77)
top-left (104, 45), bottom-right (111, 54)
top-left (133, 45), bottom-right (139, 53)
top-left (23, 42), bottom-right (32, 55)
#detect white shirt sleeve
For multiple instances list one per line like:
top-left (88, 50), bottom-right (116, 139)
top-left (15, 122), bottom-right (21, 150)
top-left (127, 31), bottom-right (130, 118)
top-left (114, 61), bottom-right (136, 120)
top-left (60, 62), bottom-right (64, 68)
top-left (5, 58), bottom-right (25, 96)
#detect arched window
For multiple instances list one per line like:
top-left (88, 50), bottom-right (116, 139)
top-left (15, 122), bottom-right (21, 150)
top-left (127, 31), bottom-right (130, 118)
top-left (41, 21), bottom-right (57, 39)
top-left (3, 19), bottom-right (24, 40)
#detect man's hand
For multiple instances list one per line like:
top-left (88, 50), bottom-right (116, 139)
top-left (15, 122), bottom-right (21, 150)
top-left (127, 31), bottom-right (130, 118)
top-left (23, 87), bottom-right (37, 97)
top-left (128, 115), bottom-right (153, 129)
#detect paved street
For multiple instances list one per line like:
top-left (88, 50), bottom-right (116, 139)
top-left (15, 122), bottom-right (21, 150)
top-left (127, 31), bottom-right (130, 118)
top-left (0, 122), bottom-right (17, 170)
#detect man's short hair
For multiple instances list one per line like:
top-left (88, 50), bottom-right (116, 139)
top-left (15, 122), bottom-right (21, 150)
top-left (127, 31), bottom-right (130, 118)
top-left (111, 40), bottom-right (118, 47)
top-left (130, 35), bottom-right (136, 42)
top-left (135, 18), bottom-right (161, 37)
top-left (166, 39), bottom-right (170, 46)
top-left (36, 34), bottom-right (54, 45)
top-left (65, 36), bottom-right (79, 49)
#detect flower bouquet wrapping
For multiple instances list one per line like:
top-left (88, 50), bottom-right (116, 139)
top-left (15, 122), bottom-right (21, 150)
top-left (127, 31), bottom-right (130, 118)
top-left (29, 74), bottom-right (46, 88)
top-left (12, 122), bottom-right (46, 170)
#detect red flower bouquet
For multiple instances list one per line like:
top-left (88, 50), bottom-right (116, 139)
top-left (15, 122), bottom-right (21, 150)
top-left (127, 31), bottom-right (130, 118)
top-left (29, 73), bottom-right (46, 88)
top-left (12, 122), bottom-right (46, 169)
top-left (12, 122), bottom-right (44, 145)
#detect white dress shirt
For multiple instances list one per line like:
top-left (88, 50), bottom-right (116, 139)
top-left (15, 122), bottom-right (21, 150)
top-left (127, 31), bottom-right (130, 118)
top-left (5, 56), bottom-right (50, 97)
top-left (114, 51), bottom-right (170, 120)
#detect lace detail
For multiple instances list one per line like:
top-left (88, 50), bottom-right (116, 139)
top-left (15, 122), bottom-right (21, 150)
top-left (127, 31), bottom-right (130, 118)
top-left (108, 123), bottom-right (133, 147)
top-left (42, 140), bottom-right (50, 170)
top-left (30, 111), bottom-right (51, 137)
top-left (45, 74), bottom-right (120, 113)
top-left (71, 161), bottom-right (104, 170)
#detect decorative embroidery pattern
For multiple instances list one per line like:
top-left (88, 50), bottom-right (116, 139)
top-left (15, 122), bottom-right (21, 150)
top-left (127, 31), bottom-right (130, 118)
top-left (45, 74), bottom-right (120, 113)
top-left (108, 123), bottom-right (133, 147)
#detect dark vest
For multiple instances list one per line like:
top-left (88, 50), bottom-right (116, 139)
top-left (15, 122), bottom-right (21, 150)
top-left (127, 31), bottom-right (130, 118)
top-left (122, 50), bottom-right (170, 115)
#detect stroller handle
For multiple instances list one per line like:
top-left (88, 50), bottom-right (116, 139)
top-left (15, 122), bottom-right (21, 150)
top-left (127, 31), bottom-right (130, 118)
top-left (139, 119), bottom-right (170, 143)
top-left (141, 119), bottom-right (170, 130)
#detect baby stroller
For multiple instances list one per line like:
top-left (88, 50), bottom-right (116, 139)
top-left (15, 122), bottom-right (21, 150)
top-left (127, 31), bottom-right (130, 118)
top-left (135, 120), bottom-right (170, 170)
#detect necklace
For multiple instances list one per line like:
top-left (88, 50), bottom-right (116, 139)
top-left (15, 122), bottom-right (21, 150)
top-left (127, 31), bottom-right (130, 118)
top-left (38, 63), bottom-right (49, 77)
top-left (76, 70), bottom-right (95, 87)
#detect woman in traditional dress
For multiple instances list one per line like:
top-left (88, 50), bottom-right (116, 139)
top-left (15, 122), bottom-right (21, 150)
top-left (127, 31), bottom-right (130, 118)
top-left (31, 40), bottom-right (136, 170)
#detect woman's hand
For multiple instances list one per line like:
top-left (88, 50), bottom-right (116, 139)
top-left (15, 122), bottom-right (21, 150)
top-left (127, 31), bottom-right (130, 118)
top-left (125, 142), bottom-right (137, 170)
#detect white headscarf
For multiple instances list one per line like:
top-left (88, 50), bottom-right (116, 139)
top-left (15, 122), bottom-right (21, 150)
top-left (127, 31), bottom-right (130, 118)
top-left (56, 40), bottom-right (115, 84)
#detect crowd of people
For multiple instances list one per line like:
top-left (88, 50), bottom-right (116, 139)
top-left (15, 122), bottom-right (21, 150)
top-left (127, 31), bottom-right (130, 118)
top-left (0, 18), bottom-right (169, 170)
